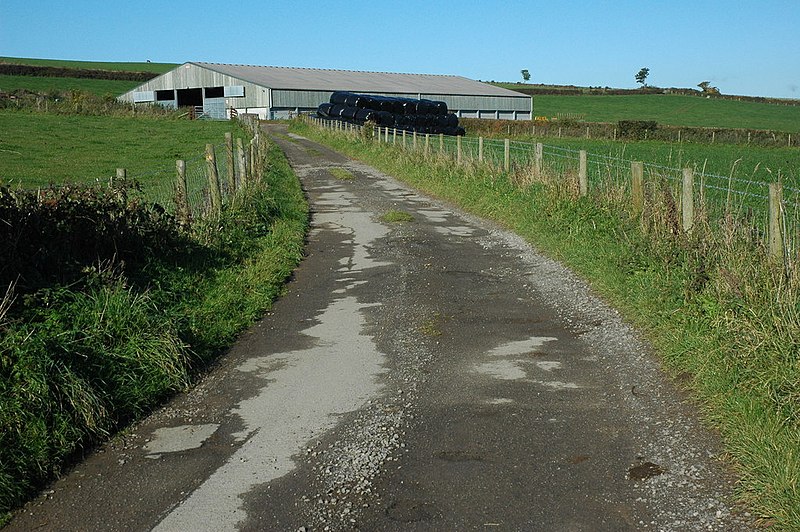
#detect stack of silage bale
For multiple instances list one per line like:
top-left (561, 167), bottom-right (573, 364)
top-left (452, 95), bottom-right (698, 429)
top-left (317, 91), bottom-right (465, 136)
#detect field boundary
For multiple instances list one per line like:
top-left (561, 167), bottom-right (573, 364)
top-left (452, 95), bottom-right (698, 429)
top-left (312, 117), bottom-right (798, 269)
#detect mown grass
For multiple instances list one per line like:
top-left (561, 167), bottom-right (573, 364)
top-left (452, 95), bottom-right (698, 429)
top-left (0, 141), bottom-right (308, 524)
top-left (292, 119), bottom-right (800, 530)
top-left (0, 109), bottom-right (245, 191)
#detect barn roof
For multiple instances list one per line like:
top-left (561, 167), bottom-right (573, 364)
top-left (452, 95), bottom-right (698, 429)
top-left (192, 62), bottom-right (525, 97)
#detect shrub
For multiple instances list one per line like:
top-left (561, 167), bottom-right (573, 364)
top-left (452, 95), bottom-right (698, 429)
top-left (618, 120), bottom-right (659, 139)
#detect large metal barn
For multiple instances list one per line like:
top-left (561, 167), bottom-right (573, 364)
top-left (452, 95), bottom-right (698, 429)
top-left (118, 62), bottom-right (532, 121)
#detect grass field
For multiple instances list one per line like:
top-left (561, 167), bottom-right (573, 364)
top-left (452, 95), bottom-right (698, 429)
top-left (0, 110), bottom-right (242, 197)
top-left (529, 94), bottom-right (800, 132)
top-left (0, 57), bottom-right (177, 74)
top-left (476, 134), bottom-right (800, 192)
top-left (0, 74), bottom-right (139, 95)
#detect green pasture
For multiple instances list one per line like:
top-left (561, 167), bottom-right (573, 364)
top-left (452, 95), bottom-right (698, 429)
top-left (0, 110), bottom-right (241, 196)
top-left (530, 94), bottom-right (800, 132)
top-left (0, 74), bottom-right (138, 95)
top-left (0, 57), bottom-right (177, 74)
top-left (455, 133), bottom-right (800, 194)
top-left (550, 136), bottom-right (794, 184)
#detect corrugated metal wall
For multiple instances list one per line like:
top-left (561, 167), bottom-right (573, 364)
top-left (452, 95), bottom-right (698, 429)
top-left (119, 63), bottom-right (268, 108)
top-left (120, 64), bottom-right (533, 120)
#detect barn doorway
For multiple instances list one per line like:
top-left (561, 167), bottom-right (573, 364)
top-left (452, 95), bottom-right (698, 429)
top-left (176, 88), bottom-right (203, 107)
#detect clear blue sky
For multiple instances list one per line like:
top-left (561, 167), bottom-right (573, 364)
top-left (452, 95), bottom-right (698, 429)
top-left (1, 0), bottom-right (798, 99)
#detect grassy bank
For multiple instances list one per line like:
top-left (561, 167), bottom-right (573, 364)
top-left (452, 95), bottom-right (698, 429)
top-left (0, 141), bottom-right (308, 522)
top-left (292, 120), bottom-right (799, 529)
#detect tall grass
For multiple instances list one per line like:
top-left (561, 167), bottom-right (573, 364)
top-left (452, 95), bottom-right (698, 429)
top-left (0, 141), bottom-right (308, 522)
top-left (294, 120), bottom-right (800, 529)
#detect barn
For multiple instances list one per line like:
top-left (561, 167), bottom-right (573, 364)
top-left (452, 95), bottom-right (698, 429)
top-left (118, 62), bottom-right (532, 121)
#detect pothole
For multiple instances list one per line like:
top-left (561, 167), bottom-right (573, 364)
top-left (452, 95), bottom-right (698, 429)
top-left (628, 461), bottom-right (666, 481)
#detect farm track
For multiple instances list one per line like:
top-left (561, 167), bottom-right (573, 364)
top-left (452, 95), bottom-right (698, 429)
top-left (6, 124), bottom-right (756, 531)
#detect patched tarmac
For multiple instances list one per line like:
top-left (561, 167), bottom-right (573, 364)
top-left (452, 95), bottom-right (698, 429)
top-left (6, 124), bottom-right (755, 531)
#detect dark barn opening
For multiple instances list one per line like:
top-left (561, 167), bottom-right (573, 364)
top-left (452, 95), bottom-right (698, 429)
top-left (156, 89), bottom-right (175, 101)
top-left (176, 88), bottom-right (203, 107)
top-left (204, 86), bottom-right (224, 98)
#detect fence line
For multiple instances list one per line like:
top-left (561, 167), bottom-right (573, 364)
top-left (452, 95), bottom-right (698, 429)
top-left (116, 114), bottom-right (267, 225)
top-left (310, 117), bottom-right (798, 266)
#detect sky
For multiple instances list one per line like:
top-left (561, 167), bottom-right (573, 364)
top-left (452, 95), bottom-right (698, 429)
top-left (1, 0), bottom-right (799, 99)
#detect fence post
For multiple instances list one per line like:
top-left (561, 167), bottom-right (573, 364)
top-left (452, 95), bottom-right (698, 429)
top-left (682, 168), bottom-right (694, 233)
top-left (534, 143), bottom-right (543, 178)
top-left (236, 137), bottom-right (247, 188)
top-left (225, 132), bottom-right (235, 194)
top-left (478, 137), bottom-right (484, 162)
top-left (402, 130), bottom-right (407, 149)
top-left (579, 150), bottom-right (588, 196)
top-left (457, 135), bottom-right (462, 164)
top-left (413, 130), bottom-right (417, 150)
top-left (504, 139), bottom-right (510, 172)
top-left (439, 133), bottom-right (444, 153)
top-left (631, 161), bottom-right (644, 213)
top-left (249, 139), bottom-right (257, 182)
top-left (205, 144), bottom-right (222, 215)
top-left (113, 168), bottom-right (126, 187)
top-left (769, 182), bottom-right (784, 262)
top-left (425, 133), bottom-right (430, 154)
top-left (175, 159), bottom-right (190, 225)
top-left (392, 128), bottom-right (397, 145)
top-left (385, 127), bottom-right (389, 143)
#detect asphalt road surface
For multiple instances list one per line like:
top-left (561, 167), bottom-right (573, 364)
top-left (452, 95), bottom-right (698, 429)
top-left (7, 124), bottom-right (756, 531)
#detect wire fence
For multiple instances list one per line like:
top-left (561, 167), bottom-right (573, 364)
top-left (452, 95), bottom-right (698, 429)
top-left (118, 114), bottom-right (266, 224)
top-left (311, 117), bottom-right (799, 265)
top-left (129, 147), bottom-right (224, 216)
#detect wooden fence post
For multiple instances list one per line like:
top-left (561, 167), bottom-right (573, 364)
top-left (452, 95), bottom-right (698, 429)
top-left (392, 128), bottom-right (397, 145)
top-left (249, 140), bottom-right (257, 182)
top-left (175, 159), bottom-right (190, 225)
top-left (236, 137), bottom-right (247, 188)
top-left (769, 182), bottom-right (784, 262)
top-left (478, 137), bottom-right (484, 162)
top-left (112, 168), bottom-right (126, 187)
top-left (205, 144), bottom-right (222, 214)
top-left (402, 130), bottom-right (407, 148)
top-left (682, 168), bottom-right (694, 233)
top-left (534, 143), bottom-right (543, 178)
top-left (457, 135), bottom-right (462, 164)
top-left (225, 132), bottom-right (235, 194)
top-left (413, 130), bottom-right (417, 150)
top-left (579, 150), bottom-right (588, 196)
top-left (631, 161), bottom-right (644, 213)
top-left (504, 139), bottom-right (510, 172)
top-left (425, 133), bottom-right (430, 154)
top-left (439, 133), bottom-right (444, 153)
